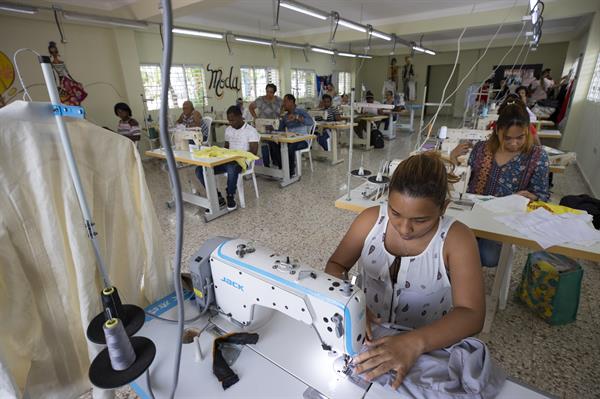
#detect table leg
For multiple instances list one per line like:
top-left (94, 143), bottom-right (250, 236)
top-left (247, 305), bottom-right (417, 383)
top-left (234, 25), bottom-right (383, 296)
top-left (279, 142), bottom-right (300, 187)
top-left (330, 128), bottom-right (344, 165)
top-left (364, 122), bottom-right (373, 151)
top-left (203, 167), bottom-right (228, 222)
top-left (482, 243), bottom-right (513, 333)
top-left (499, 245), bottom-right (515, 310)
top-left (409, 108), bottom-right (415, 132)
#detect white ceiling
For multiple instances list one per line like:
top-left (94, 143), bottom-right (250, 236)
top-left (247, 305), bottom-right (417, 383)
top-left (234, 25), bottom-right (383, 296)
top-left (337, 15), bottom-right (588, 51)
top-left (32, 0), bottom-right (590, 54)
top-left (42, 0), bottom-right (138, 11)
top-left (173, 0), bottom-right (523, 38)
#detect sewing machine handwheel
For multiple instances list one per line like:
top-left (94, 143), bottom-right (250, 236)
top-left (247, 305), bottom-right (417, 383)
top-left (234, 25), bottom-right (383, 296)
top-left (86, 304), bottom-right (146, 344)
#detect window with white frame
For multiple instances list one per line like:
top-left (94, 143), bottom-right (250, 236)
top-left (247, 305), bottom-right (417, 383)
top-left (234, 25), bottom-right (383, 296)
top-left (337, 71), bottom-right (352, 96)
top-left (139, 64), bottom-right (207, 110)
top-left (291, 68), bottom-right (316, 101)
top-left (240, 66), bottom-right (280, 102)
top-left (587, 53), bottom-right (600, 103)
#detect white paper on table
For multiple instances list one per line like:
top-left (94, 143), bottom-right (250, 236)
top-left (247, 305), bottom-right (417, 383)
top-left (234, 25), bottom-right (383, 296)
top-left (495, 208), bottom-right (600, 249)
top-left (478, 194), bottom-right (530, 213)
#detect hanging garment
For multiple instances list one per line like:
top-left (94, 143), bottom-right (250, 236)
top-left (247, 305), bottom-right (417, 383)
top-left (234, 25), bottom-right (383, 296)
top-left (0, 101), bottom-right (171, 399)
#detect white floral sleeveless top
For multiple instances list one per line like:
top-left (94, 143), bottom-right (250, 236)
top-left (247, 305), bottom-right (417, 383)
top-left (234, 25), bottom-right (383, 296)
top-left (359, 205), bottom-right (455, 329)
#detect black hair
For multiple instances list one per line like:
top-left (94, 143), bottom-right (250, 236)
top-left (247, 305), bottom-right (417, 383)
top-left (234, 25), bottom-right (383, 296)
top-left (385, 90), bottom-right (393, 96)
top-left (497, 101), bottom-right (530, 130)
top-left (366, 91), bottom-right (374, 98)
top-left (266, 83), bottom-right (277, 93)
top-left (114, 102), bottom-right (132, 117)
top-left (516, 85), bottom-right (528, 95)
top-left (322, 94), bottom-right (332, 101)
top-left (226, 105), bottom-right (242, 116)
top-left (48, 41), bottom-right (57, 52)
top-left (284, 93), bottom-right (296, 103)
top-left (390, 152), bottom-right (449, 208)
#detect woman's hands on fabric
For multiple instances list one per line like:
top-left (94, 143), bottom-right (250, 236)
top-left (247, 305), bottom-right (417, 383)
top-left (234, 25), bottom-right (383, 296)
top-left (516, 190), bottom-right (537, 201)
top-left (450, 143), bottom-right (471, 164)
top-left (352, 332), bottom-right (424, 389)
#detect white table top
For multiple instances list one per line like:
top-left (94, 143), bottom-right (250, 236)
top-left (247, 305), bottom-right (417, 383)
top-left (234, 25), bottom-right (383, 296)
top-left (145, 148), bottom-right (244, 167)
top-left (336, 184), bottom-right (600, 262)
top-left (132, 292), bottom-right (554, 398)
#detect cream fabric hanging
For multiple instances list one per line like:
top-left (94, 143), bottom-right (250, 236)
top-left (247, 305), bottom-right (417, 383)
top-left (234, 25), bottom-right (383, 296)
top-left (0, 101), bottom-right (171, 399)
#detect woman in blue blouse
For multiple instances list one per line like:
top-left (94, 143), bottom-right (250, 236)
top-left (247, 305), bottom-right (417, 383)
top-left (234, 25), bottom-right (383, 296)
top-left (451, 100), bottom-right (550, 266)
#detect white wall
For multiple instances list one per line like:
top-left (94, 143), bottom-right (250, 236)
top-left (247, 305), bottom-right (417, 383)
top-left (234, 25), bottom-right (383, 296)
top-left (0, 14), bottom-right (356, 129)
top-left (561, 9), bottom-right (600, 196)
top-left (0, 16), bottom-right (129, 128)
top-left (358, 42), bottom-right (569, 118)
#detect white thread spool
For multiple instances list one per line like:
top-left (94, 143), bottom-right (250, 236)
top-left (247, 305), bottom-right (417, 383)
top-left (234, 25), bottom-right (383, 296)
top-left (103, 318), bottom-right (136, 371)
top-left (438, 125), bottom-right (448, 140)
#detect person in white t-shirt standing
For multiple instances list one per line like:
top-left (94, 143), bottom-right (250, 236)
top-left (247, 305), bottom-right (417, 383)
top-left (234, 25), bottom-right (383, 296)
top-left (195, 106), bottom-right (259, 211)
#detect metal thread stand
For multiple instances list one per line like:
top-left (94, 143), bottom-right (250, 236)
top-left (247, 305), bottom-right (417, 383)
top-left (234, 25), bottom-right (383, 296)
top-left (38, 56), bottom-right (112, 288)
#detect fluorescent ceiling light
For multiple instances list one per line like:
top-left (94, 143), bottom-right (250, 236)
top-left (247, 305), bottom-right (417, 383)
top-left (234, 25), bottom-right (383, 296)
top-left (357, 54), bottom-right (372, 59)
top-left (338, 18), bottom-right (367, 33)
top-left (413, 45), bottom-right (436, 55)
top-left (62, 11), bottom-right (148, 29)
top-left (280, 0), bottom-right (328, 20)
top-left (235, 36), bottom-right (272, 46)
top-left (0, 2), bottom-right (37, 14)
top-left (371, 30), bottom-right (392, 41)
top-left (278, 41), bottom-right (306, 50)
top-left (312, 47), bottom-right (334, 55)
top-left (338, 52), bottom-right (357, 58)
top-left (172, 28), bottom-right (223, 39)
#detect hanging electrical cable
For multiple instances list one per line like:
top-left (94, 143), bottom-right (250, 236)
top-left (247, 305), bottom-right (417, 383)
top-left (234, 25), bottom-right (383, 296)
top-left (52, 6), bottom-right (67, 44)
top-left (415, 0), bottom-right (521, 150)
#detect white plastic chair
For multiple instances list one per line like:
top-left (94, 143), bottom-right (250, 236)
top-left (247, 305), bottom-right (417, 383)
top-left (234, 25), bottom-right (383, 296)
top-left (225, 160), bottom-right (259, 209)
top-left (296, 123), bottom-right (316, 173)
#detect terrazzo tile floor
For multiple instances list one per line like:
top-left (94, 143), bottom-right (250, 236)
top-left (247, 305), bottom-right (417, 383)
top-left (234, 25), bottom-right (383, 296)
top-left (93, 118), bottom-right (600, 398)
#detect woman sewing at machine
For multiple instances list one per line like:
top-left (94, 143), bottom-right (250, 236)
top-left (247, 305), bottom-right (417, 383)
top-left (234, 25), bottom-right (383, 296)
top-left (325, 152), bottom-right (485, 389)
top-left (114, 102), bottom-right (141, 142)
top-left (450, 100), bottom-right (549, 267)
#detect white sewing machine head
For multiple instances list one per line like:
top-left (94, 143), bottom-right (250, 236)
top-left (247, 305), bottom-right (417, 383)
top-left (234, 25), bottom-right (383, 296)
top-left (190, 237), bottom-right (367, 357)
top-left (254, 118), bottom-right (280, 133)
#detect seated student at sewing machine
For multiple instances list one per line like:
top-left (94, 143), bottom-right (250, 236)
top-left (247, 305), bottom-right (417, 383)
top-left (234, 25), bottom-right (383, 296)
top-left (315, 93), bottom-right (342, 151)
top-left (485, 95), bottom-right (541, 145)
top-left (353, 91), bottom-right (379, 138)
top-left (195, 106), bottom-right (259, 211)
top-left (325, 152), bottom-right (485, 389)
top-left (450, 100), bottom-right (549, 267)
top-left (114, 102), bottom-right (141, 142)
top-left (380, 90), bottom-right (405, 131)
top-left (262, 94), bottom-right (314, 177)
top-left (176, 100), bottom-right (209, 141)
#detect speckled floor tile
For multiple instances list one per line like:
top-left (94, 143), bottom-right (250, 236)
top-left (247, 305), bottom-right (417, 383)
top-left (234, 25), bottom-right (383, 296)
top-left (79, 123), bottom-right (600, 399)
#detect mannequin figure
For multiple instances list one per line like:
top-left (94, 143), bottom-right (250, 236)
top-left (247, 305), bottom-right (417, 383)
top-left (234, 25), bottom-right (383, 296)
top-left (388, 58), bottom-right (399, 92)
top-left (48, 41), bottom-right (87, 106)
top-left (402, 55), bottom-right (416, 102)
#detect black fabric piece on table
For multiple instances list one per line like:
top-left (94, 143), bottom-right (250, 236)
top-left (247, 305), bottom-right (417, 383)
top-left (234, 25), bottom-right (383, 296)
top-left (212, 332), bottom-right (259, 390)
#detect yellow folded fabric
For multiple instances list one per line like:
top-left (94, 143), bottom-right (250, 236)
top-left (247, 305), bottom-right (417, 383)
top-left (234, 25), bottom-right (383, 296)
top-left (193, 146), bottom-right (259, 171)
top-left (527, 201), bottom-right (585, 215)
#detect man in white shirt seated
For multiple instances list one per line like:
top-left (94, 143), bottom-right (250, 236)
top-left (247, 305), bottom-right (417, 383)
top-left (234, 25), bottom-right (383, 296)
top-left (195, 106), bottom-right (259, 211)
